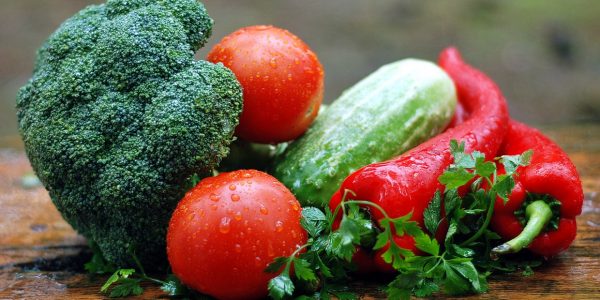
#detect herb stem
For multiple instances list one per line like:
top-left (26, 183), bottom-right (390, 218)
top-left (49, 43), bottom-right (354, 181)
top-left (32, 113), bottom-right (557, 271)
top-left (460, 191), bottom-right (496, 247)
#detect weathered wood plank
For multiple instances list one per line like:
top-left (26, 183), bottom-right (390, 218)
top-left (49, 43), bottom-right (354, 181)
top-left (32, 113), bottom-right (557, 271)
top-left (1, 125), bottom-right (600, 299)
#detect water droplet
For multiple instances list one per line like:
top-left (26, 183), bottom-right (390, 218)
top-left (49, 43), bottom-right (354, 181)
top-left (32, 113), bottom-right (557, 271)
top-left (243, 172), bottom-right (252, 178)
top-left (234, 211), bottom-right (242, 221)
top-left (210, 204), bottom-right (218, 211)
top-left (219, 217), bottom-right (231, 234)
top-left (291, 203), bottom-right (300, 212)
top-left (275, 221), bottom-right (283, 232)
top-left (260, 205), bottom-right (269, 215)
top-left (269, 58), bottom-right (277, 68)
top-left (210, 194), bottom-right (219, 202)
top-left (187, 213), bottom-right (195, 221)
top-left (267, 242), bottom-right (275, 257)
top-left (291, 230), bottom-right (298, 238)
top-left (287, 73), bottom-right (293, 81)
top-left (229, 184), bottom-right (236, 191)
top-left (234, 244), bottom-right (242, 253)
top-left (231, 194), bottom-right (240, 202)
top-left (254, 256), bottom-right (262, 266)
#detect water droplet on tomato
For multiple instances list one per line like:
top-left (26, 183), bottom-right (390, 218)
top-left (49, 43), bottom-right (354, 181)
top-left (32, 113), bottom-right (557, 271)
top-left (234, 244), bottom-right (242, 253)
top-left (243, 172), bottom-right (252, 178)
top-left (219, 217), bottom-right (231, 234)
top-left (290, 202), bottom-right (300, 211)
top-left (209, 194), bottom-right (219, 202)
top-left (260, 205), bottom-right (269, 215)
top-left (210, 204), bottom-right (218, 211)
top-left (229, 184), bottom-right (236, 191)
top-left (291, 230), bottom-right (298, 238)
top-left (231, 194), bottom-right (240, 202)
top-left (234, 211), bottom-right (242, 221)
top-left (269, 58), bottom-right (277, 68)
top-left (267, 242), bottom-right (275, 257)
top-left (275, 221), bottom-right (283, 232)
top-left (254, 256), bottom-right (262, 266)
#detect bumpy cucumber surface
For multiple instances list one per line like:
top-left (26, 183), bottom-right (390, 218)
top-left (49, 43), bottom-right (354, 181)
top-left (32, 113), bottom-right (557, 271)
top-left (273, 58), bottom-right (457, 208)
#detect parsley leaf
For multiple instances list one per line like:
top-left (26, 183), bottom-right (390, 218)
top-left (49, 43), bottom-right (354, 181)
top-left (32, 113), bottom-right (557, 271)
top-left (301, 207), bottom-right (328, 238)
top-left (439, 168), bottom-right (475, 189)
top-left (423, 191), bottom-right (442, 236)
top-left (268, 274), bottom-right (295, 300)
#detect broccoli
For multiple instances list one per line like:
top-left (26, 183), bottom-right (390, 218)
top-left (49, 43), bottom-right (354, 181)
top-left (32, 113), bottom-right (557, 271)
top-left (16, 0), bottom-right (243, 268)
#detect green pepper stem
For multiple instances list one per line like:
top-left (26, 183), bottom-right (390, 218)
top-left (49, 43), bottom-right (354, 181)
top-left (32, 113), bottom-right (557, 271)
top-left (491, 200), bottom-right (552, 259)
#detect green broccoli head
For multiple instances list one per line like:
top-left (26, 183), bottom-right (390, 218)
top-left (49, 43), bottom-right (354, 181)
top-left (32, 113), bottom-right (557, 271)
top-left (16, 0), bottom-right (243, 268)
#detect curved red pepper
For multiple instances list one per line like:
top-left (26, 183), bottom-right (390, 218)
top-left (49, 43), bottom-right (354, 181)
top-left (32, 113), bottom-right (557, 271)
top-left (491, 120), bottom-right (583, 258)
top-left (329, 47), bottom-right (509, 271)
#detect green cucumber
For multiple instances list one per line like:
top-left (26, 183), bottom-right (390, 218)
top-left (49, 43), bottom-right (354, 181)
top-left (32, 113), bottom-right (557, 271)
top-left (272, 58), bottom-right (457, 208)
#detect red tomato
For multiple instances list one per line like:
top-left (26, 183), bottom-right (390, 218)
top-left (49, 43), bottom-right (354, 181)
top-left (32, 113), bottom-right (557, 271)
top-left (207, 25), bottom-right (324, 144)
top-left (167, 170), bottom-right (307, 300)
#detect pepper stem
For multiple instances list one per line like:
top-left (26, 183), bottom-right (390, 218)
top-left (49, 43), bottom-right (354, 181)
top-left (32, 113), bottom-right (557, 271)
top-left (491, 200), bottom-right (552, 259)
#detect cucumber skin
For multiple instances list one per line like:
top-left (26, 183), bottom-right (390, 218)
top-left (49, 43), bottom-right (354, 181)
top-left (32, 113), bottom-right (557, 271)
top-left (272, 59), bottom-right (457, 208)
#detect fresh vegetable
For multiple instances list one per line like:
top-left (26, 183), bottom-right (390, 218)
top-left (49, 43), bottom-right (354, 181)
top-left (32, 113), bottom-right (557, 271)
top-left (491, 120), bottom-right (583, 258)
top-left (268, 141), bottom-right (537, 299)
top-left (167, 170), bottom-right (307, 300)
top-left (328, 47), bottom-right (509, 269)
top-left (274, 58), bottom-right (458, 208)
top-left (207, 25), bottom-right (324, 144)
top-left (16, 0), bottom-right (243, 268)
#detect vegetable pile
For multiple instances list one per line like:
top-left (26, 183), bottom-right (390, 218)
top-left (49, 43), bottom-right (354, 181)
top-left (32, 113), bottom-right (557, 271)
top-left (17, 1), bottom-right (584, 299)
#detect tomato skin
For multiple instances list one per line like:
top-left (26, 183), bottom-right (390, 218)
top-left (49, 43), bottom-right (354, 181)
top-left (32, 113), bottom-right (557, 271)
top-left (167, 170), bottom-right (307, 300)
top-left (207, 25), bottom-right (324, 143)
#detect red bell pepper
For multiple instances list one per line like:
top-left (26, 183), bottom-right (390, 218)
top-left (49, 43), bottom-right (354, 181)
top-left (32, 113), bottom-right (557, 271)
top-left (491, 120), bottom-right (583, 258)
top-left (329, 47), bottom-right (509, 270)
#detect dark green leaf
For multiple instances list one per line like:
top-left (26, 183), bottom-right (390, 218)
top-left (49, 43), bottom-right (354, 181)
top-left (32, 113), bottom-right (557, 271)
top-left (439, 168), bottom-right (475, 189)
top-left (386, 272), bottom-right (420, 300)
top-left (301, 207), bottom-right (328, 237)
top-left (522, 265), bottom-right (534, 276)
top-left (424, 191), bottom-right (442, 236)
top-left (414, 234), bottom-right (439, 256)
top-left (446, 259), bottom-right (481, 292)
top-left (474, 159), bottom-right (496, 179)
top-left (293, 258), bottom-right (317, 282)
top-left (373, 231), bottom-right (389, 250)
top-left (268, 274), bottom-right (295, 300)
top-left (445, 221), bottom-right (458, 245)
top-left (108, 278), bottom-right (143, 298)
top-left (444, 189), bottom-right (461, 217)
top-left (265, 257), bottom-right (289, 273)
top-left (448, 244), bottom-right (475, 258)
top-left (494, 174), bottom-right (515, 201)
top-left (443, 262), bottom-right (472, 295)
top-left (85, 242), bottom-right (116, 275)
top-left (414, 279), bottom-right (439, 297)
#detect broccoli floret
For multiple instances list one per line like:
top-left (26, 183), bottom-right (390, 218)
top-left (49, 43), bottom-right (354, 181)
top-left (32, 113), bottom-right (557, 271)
top-left (16, 0), bottom-right (243, 268)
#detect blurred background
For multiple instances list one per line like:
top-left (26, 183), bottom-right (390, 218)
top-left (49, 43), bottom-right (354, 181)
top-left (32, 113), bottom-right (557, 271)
top-left (1, 0), bottom-right (599, 148)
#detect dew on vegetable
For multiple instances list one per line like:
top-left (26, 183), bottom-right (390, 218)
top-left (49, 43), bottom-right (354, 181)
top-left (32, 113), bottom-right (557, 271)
top-left (210, 204), bottom-right (218, 211)
top-left (228, 184), bottom-right (236, 191)
top-left (260, 205), bottom-right (269, 215)
top-left (209, 193), bottom-right (219, 202)
top-left (291, 203), bottom-right (300, 211)
top-left (267, 242), bottom-right (275, 257)
top-left (243, 172), bottom-right (252, 178)
top-left (291, 230), bottom-right (298, 238)
top-left (275, 221), bottom-right (283, 232)
top-left (234, 211), bottom-right (242, 221)
top-left (269, 58), bottom-right (277, 68)
top-left (234, 244), bottom-right (242, 253)
top-left (254, 257), bottom-right (262, 266)
top-left (231, 194), bottom-right (240, 202)
top-left (219, 217), bottom-right (231, 234)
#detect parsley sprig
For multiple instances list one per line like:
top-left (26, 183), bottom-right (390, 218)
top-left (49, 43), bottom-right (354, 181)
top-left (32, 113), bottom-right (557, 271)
top-left (85, 243), bottom-right (190, 298)
top-left (267, 140), bottom-right (539, 299)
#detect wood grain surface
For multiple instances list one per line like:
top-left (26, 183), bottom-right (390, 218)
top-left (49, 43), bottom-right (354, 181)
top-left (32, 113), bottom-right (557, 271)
top-left (1, 124), bottom-right (599, 299)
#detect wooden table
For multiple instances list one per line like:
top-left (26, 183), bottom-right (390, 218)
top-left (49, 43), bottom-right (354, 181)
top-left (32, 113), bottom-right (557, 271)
top-left (1, 124), bottom-right (599, 299)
